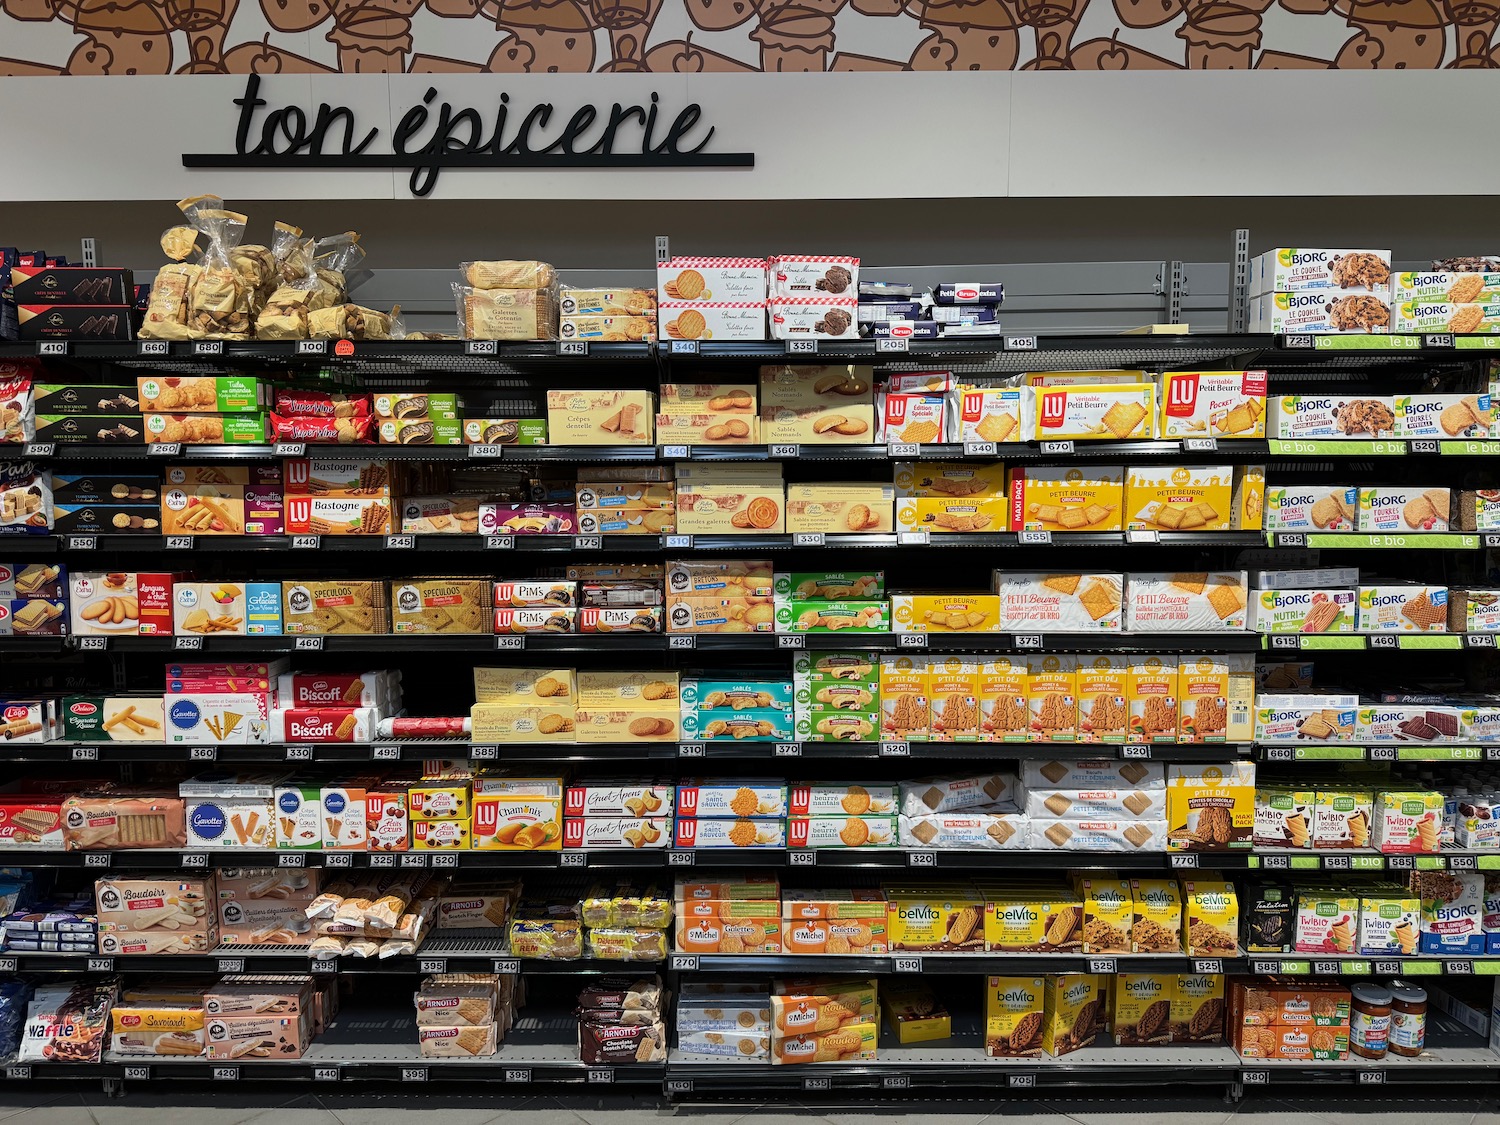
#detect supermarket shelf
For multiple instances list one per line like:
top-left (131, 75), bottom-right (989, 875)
top-left (1, 530), bottom-right (1272, 555)
top-left (1257, 744), bottom-right (1500, 764)
top-left (1259, 633), bottom-right (1485, 652)
top-left (1248, 846), bottom-right (1494, 873)
top-left (670, 952), bottom-right (1240, 976)
top-left (11, 740), bottom-right (1252, 765)
top-left (9, 632), bottom-right (1268, 656)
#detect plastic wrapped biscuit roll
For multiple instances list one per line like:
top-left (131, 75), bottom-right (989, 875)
top-left (463, 261), bottom-right (557, 290)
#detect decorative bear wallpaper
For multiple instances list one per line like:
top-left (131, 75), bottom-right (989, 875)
top-left (0, 0), bottom-right (1479, 76)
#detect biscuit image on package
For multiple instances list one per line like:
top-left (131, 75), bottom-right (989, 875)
top-left (1450, 305), bottom-right (1486, 334)
top-left (1310, 492), bottom-right (1354, 529)
top-left (1402, 592), bottom-right (1447, 630)
top-left (1078, 580), bottom-right (1120, 621)
top-left (1206, 580), bottom-right (1246, 620)
top-left (1100, 401), bottom-right (1149, 439)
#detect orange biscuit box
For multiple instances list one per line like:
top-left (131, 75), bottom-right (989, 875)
top-left (675, 898), bottom-right (781, 954)
top-left (977, 658), bottom-right (1029, 744)
top-left (1027, 654), bottom-right (1076, 742)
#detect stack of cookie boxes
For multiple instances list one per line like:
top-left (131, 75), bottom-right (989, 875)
top-left (674, 876), bottom-right (782, 955)
top-left (769, 977), bottom-right (878, 1065)
top-left (1231, 980), bottom-right (1352, 1061)
top-left (794, 651), bottom-right (879, 743)
top-left (673, 781), bottom-right (788, 849)
top-left (1268, 394), bottom-right (1493, 444)
top-left (562, 783), bottom-right (672, 852)
top-left (1249, 248), bottom-right (1392, 334)
top-left (680, 678), bottom-right (794, 745)
top-left (1391, 269), bottom-right (1500, 334)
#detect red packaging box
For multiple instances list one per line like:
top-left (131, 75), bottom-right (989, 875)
top-left (276, 672), bottom-right (390, 708)
top-left (367, 791), bottom-right (409, 851)
top-left (282, 458), bottom-right (392, 500)
top-left (138, 571), bottom-right (187, 636)
top-left (0, 797), bottom-right (64, 847)
top-left (269, 708), bottom-right (375, 743)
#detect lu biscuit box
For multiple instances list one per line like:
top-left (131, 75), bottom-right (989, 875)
top-left (1034, 385), bottom-right (1155, 441)
top-left (1158, 371), bottom-right (1267, 439)
top-left (959, 387), bottom-right (1031, 445)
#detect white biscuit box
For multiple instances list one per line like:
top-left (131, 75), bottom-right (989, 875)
top-left (165, 693), bottom-right (272, 744)
top-left (1030, 819), bottom-right (1166, 852)
top-left (1251, 249), bottom-right (1391, 295)
top-left (658, 303), bottom-right (766, 342)
top-left (1392, 271), bottom-right (1500, 304)
top-left (1357, 487), bottom-right (1450, 533)
top-left (676, 781), bottom-right (787, 819)
top-left (1357, 705), bottom-right (1468, 743)
top-left (1253, 695), bottom-right (1358, 743)
top-left (1158, 372), bottom-right (1268, 440)
top-left (1023, 788), bottom-right (1166, 820)
top-left (768, 298), bottom-right (858, 341)
top-left (995, 572), bottom-right (1123, 632)
top-left (1252, 293), bottom-right (1391, 334)
top-left (1418, 870), bottom-right (1483, 954)
top-left (1269, 396), bottom-right (1397, 440)
top-left (1248, 589), bottom-right (1356, 633)
top-left (899, 812), bottom-right (1028, 849)
top-left (768, 256), bottom-right (859, 299)
top-left (1395, 393), bottom-right (1493, 439)
top-left (1357, 585), bottom-right (1449, 632)
top-left (673, 818), bottom-right (786, 848)
top-left (1034, 384), bottom-right (1156, 441)
top-left (1393, 300), bottom-right (1500, 334)
top-left (959, 388), bottom-right (1032, 445)
top-left (659, 258), bottom-right (767, 303)
top-left (1020, 759), bottom-right (1165, 790)
top-left (1356, 892), bottom-right (1421, 957)
top-left (1264, 486), bottom-right (1357, 532)
top-left (1124, 572), bottom-right (1248, 632)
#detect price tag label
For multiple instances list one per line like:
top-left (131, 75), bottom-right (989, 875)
top-left (506, 1069), bottom-right (533, 1084)
top-left (678, 742), bottom-right (706, 758)
top-left (291, 535), bottom-right (320, 550)
top-left (897, 531), bottom-right (930, 546)
top-left (84, 853), bottom-right (111, 869)
top-left (769, 444), bottom-right (800, 459)
top-left (77, 636), bottom-right (108, 653)
top-left (401, 853), bottom-right (428, 868)
top-left (1368, 746), bottom-right (1397, 762)
top-left (465, 340), bottom-right (498, 356)
top-left (369, 853), bottom-right (395, 868)
top-left (1357, 1071), bottom-right (1385, 1085)
top-left (883, 1076), bottom-right (910, 1091)
top-left (1265, 747), bottom-right (1293, 762)
top-left (669, 635), bottom-right (696, 649)
top-left (1041, 440), bottom-right (1074, 455)
top-left (71, 745), bottom-right (98, 762)
top-left (1283, 334), bottom-right (1315, 349)
top-left (217, 958), bottom-right (246, 974)
top-left (788, 339), bottom-right (818, 354)
top-left (1017, 530), bottom-right (1052, 546)
top-left (1447, 960), bottom-right (1474, 974)
top-left (788, 850), bottom-right (817, 867)
top-left (1313, 960), bottom-right (1340, 976)
top-left (1369, 635), bottom-right (1398, 650)
top-left (1270, 635), bottom-right (1300, 651)
top-left (908, 851), bottom-right (937, 868)
top-left (1120, 746), bottom-right (1151, 760)
top-left (0, 959), bottom-right (17, 973)
top-left (1126, 529), bottom-right (1159, 544)
top-left (68, 536), bottom-right (97, 551)
top-left (888, 442), bottom-right (920, 458)
top-left (419, 959), bottom-right (448, 974)
top-left (23, 443), bottom-right (54, 458)
top-left (557, 340), bottom-right (588, 356)
top-left (285, 745), bottom-right (313, 762)
top-left (1251, 961), bottom-right (1281, 975)
top-left (1009, 1075), bottom-right (1036, 1089)
top-left (1005, 335), bottom-right (1038, 351)
top-left (165, 536), bottom-right (194, 550)
top-left (3, 1067), bottom-right (30, 1081)
top-left (125, 1066), bottom-right (152, 1081)
top-left (214, 1067), bottom-right (240, 1082)
top-left (876, 338), bottom-right (909, 353)
top-left (468, 444), bottom-right (505, 460)
top-left (1261, 854), bottom-right (1290, 870)
top-left (295, 636), bottom-right (324, 651)
top-left (493, 959), bottom-right (521, 975)
top-left (1322, 855), bottom-right (1351, 871)
top-left (1088, 958), bottom-right (1117, 974)
top-left (1450, 853), bottom-right (1478, 871)
top-left (314, 1068), bottom-right (340, 1083)
top-left (560, 852), bottom-right (588, 868)
top-left (138, 340), bottom-right (169, 356)
top-left (660, 446), bottom-right (689, 461)
top-left (36, 341), bottom-right (68, 356)
top-left (88, 957), bottom-right (114, 972)
top-left (1387, 855), bottom-right (1414, 870)
top-left (1013, 634), bottom-right (1044, 650)
top-left (773, 742), bottom-right (801, 757)
top-left (279, 852), bottom-right (306, 868)
top-left (1411, 439), bottom-right (1440, 454)
top-left (1467, 633), bottom-right (1498, 650)
top-left (1241, 1071), bottom-right (1269, 1086)
top-left (671, 954), bottom-right (699, 971)
top-left (574, 535), bottom-right (602, 550)
top-left (401, 1068), bottom-right (428, 1083)
top-left (898, 633), bottom-right (928, 648)
top-left (275, 442), bottom-right (306, 458)
top-left (194, 340), bottom-right (224, 357)
top-left (494, 636), bottom-right (525, 650)
top-left (1182, 438), bottom-right (1218, 452)
top-left (1374, 960), bottom-right (1401, 975)
top-left (793, 532), bottom-right (825, 547)
top-left (180, 852), bottom-right (208, 869)
top-left (668, 851), bottom-right (696, 866)
top-left (777, 634), bottom-right (805, 650)
top-left (880, 742), bottom-right (910, 757)
top-left (372, 744), bottom-right (401, 761)
top-left (893, 957), bottom-right (924, 973)
top-left (1275, 533), bottom-right (1307, 548)
top-left (803, 1078), bottom-right (831, 1092)
top-left (296, 340), bottom-right (327, 356)
top-left (384, 535), bottom-right (415, 550)
top-left (485, 536), bottom-right (514, 551)
top-left (432, 853), bottom-right (458, 869)
top-left (586, 1069), bottom-right (615, 1085)
top-left (670, 340), bottom-right (699, 355)
top-left (663, 534), bottom-right (692, 550)
top-left (1169, 853), bottom-right (1199, 868)
top-left (324, 852), bottom-right (354, 869)
top-left (1424, 333), bottom-right (1456, 348)
top-left (1193, 959), bottom-right (1224, 974)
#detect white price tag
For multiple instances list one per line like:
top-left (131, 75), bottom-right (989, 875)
top-left (574, 535), bottom-right (602, 550)
top-left (505, 1068), bottom-right (533, 1084)
top-left (67, 536), bottom-right (96, 551)
top-left (670, 340), bottom-right (699, 354)
top-left (557, 340), bottom-right (588, 356)
top-left (1270, 635), bottom-right (1300, 651)
top-left (218, 958), bottom-right (246, 974)
top-left (1370, 635), bottom-right (1398, 650)
top-left (213, 1067), bottom-right (240, 1082)
top-left (882, 1077), bottom-right (910, 1091)
top-left (36, 341), bottom-right (68, 356)
top-left (469, 744), bottom-right (498, 759)
top-left (1276, 533), bottom-right (1308, 548)
top-left (432, 853), bottom-right (458, 869)
top-left (401, 1068), bottom-right (428, 1083)
top-left (194, 340), bottom-right (224, 356)
top-left (677, 742), bottom-right (706, 758)
top-left (324, 852), bottom-right (354, 868)
top-left (291, 535), bottom-right (320, 549)
top-left (84, 852), bottom-right (111, 868)
top-left (773, 742), bottom-right (801, 757)
top-left (1013, 634), bottom-right (1044, 649)
top-left (876, 338), bottom-right (909, 353)
top-left (401, 853), bottom-right (428, 868)
top-left (1120, 746), bottom-right (1150, 759)
top-left (372, 744), bottom-right (401, 761)
top-left (787, 850), bottom-right (816, 866)
top-left (907, 851), bottom-right (937, 867)
top-left (1283, 334), bottom-right (1315, 349)
top-left (71, 746), bottom-right (98, 761)
top-left (1450, 854), bottom-right (1478, 870)
top-left (1182, 438), bottom-right (1218, 452)
top-left (1322, 854), bottom-right (1351, 871)
top-left (888, 442), bottom-right (920, 458)
top-left (663, 534), bottom-right (692, 550)
top-left (1265, 747), bottom-right (1293, 762)
top-left (803, 1078), bottom-right (832, 1092)
top-left (1088, 959), bottom-right (1117, 974)
top-left (964, 442), bottom-right (998, 457)
top-left (1126, 529), bottom-right (1159, 544)
top-left (180, 853), bottom-right (208, 868)
top-left (769, 444), bottom-right (800, 459)
top-left (174, 635), bottom-right (203, 652)
top-left (668, 851), bottom-right (696, 866)
top-left (879, 741), bottom-right (910, 757)
top-left (296, 340), bottom-right (327, 356)
top-left (669, 635), bottom-right (696, 649)
top-left (138, 340), bottom-right (169, 356)
top-left (495, 636), bottom-right (525, 650)
top-left (1241, 1071), bottom-right (1269, 1086)
top-left (124, 1066), bottom-right (152, 1081)
top-left (898, 633), bottom-right (928, 648)
top-left (314, 1068), bottom-right (340, 1082)
top-left (1411, 439), bottom-right (1439, 454)
top-left (486, 535), bottom-right (514, 550)
top-left (420, 959), bottom-right (448, 974)
top-left (777, 634), bottom-right (805, 649)
top-left (1357, 1071), bottom-right (1386, 1085)
top-left (671, 954), bottom-right (699, 971)
top-left (1424, 333), bottom-right (1456, 348)
top-left (893, 957), bottom-right (924, 973)
top-left (493, 959), bottom-right (521, 975)
top-left (1169, 853), bottom-right (1199, 868)
top-left (1468, 634), bottom-right (1496, 649)
top-left (1368, 746), bottom-right (1396, 761)
top-left (1193, 959), bottom-right (1224, 974)
top-left (77, 636), bottom-right (108, 652)
top-left (560, 852), bottom-right (588, 868)
top-left (1005, 335), bottom-right (1038, 351)
top-left (1017, 530), bottom-right (1052, 546)
top-left (279, 851), bottom-right (306, 867)
top-left (465, 340), bottom-right (498, 356)
top-left (468, 444), bottom-right (505, 459)
top-left (587, 1069), bottom-right (615, 1085)
top-left (369, 853), bottom-right (395, 868)
top-left (1041, 440), bottom-right (1074, 454)
top-left (788, 339), bottom-right (818, 354)
top-left (295, 636), bottom-right (324, 651)
top-left (1009, 1075), bottom-right (1036, 1089)
top-left (3, 1067), bottom-right (30, 1081)
top-left (384, 535), bottom-right (415, 550)
top-left (793, 532), bottom-right (825, 547)
top-left (165, 536), bottom-right (193, 550)
top-left (87, 957), bottom-right (114, 972)
top-left (275, 442), bottom-right (306, 457)
top-left (1261, 855), bottom-right (1290, 870)
top-left (23, 443), bottom-right (54, 458)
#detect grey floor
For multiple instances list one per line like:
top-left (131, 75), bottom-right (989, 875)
top-left (0, 1090), bottom-right (1493, 1125)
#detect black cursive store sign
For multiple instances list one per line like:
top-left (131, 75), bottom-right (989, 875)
top-left (183, 75), bottom-right (754, 196)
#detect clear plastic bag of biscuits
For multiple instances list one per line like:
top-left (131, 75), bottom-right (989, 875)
top-left (461, 260), bottom-right (557, 290)
top-left (454, 282), bottom-right (559, 341)
top-left (186, 201), bottom-right (253, 340)
top-left (254, 223), bottom-right (320, 340)
top-left (308, 303), bottom-right (394, 341)
top-left (140, 197), bottom-right (213, 341)
top-left (313, 232), bottom-right (367, 309)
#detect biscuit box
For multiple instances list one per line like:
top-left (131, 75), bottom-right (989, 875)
top-left (985, 976), bottom-right (1045, 1057)
top-left (1181, 880), bottom-right (1238, 955)
top-left (893, 460), bottom-right (1005, 499)
top-left (1357, 584), bottom-right (1448, 632)
top-left (1130, 878), bottom-right (1182, 952)
top-left (1008, 466), bottom-right (1125, 533)
top-left (786, 816), bottom-right (897, 849)
top-left (1358, 486), bottom-right (1451, 534)
top-left (1250, 248), bottom-right (1391, 294)
top-left (959, 388), bottom-right (1031, 445)
top-left (1159, 371), bottom-right (1267, 440)
top-left (545, 390), bottom-right (656, 445)
top-left (1034, 384), bottom-right (1155, 441)
top-left (886, 888), bottom-right (984, 952)
top-left (1125, 572), bottom-right (1248, 632)
top-left (1253, 292), bottom-right (1391, 334)
top-left (1248, 588), bottom-right (1357, 633)
top-left (1172, 974), bottom-right (1225, 1044)
top-left (1166, 762), bottom-right (1254, 851)
top-left (1396, 393), bottom-right (1493, 439)
top-left (996, 572), bottom-right (1123, 632)
top-left (1041, 974), bottom-right (1104, 1057)
top-left (785, 483), bottom-right (894, 534)
top-left (1265, 486), bottom-right (1357, 532)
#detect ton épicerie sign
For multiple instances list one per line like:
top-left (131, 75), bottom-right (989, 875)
top-left (184, 75), bottom-right (754, 197)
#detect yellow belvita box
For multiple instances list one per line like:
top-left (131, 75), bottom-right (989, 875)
top-left (1129, 878), bottom-right (1182, 953)
top-left (1041, 974), bottom-right (1105, 1057)
top-left (985, 976), bottom-right (1046, 1058)
top-left (1124, 466), bottom-right (1234, 532)
top-left (545, 390), bottom-right (656, 445)
top-left (1115, 974), bottom-right (1173, 1046)
top-left (1007, 466), bottom-right (1124, 532)
top-left (1181, 879), bottom-right (1238, 956)
top-left (1035, 383), bottom-right (1156, 441)
top-left (1078, 878), bottom-right (1134, 954)
top-left (1158, 371), bottom-right (1268, 439)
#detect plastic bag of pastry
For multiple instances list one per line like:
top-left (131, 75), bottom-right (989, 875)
top-left (378, 936), bottom-right (416, 958)
top-left (308, 934), bottom-right (345, 957)
top-left (312, 232), bottom-right (366, 308)
top-left (367, 876), bottom-right (423, 929)
top-left (345, 936), bottom-right (380, 958)
top-left (578, 1016), bottom-right (667, 1064)
top-left (160, 224), bottom-right (201, 263)
top-left (139, 263), bottom-right (204, 341)
top-left (580, 882), bottom-right (670, 929)
top-left (509, 901), bottom-right (583, 959)
top-left (454, 283), bottom-right (559, 341)
top-left (271, 222), bottom-right (313, 286)
top-left (462, 260), bottom-right (557, 290)
top-left (577, 975), bottom-right (662, 1013)
top-left (333, 877), bottom-right (389, 924)
top-left (306, 881), bottom-right (351, 920)
top-left (587, 927), bottom-right (668, 962)
top-left (232, 242), bottom-right (277, 317)
top-left (308, 303), bottom-right (393, 341)
top-left (187, 205), bottom-right (252, 339)
top-left (254, 223), bottom-right (321, 339)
